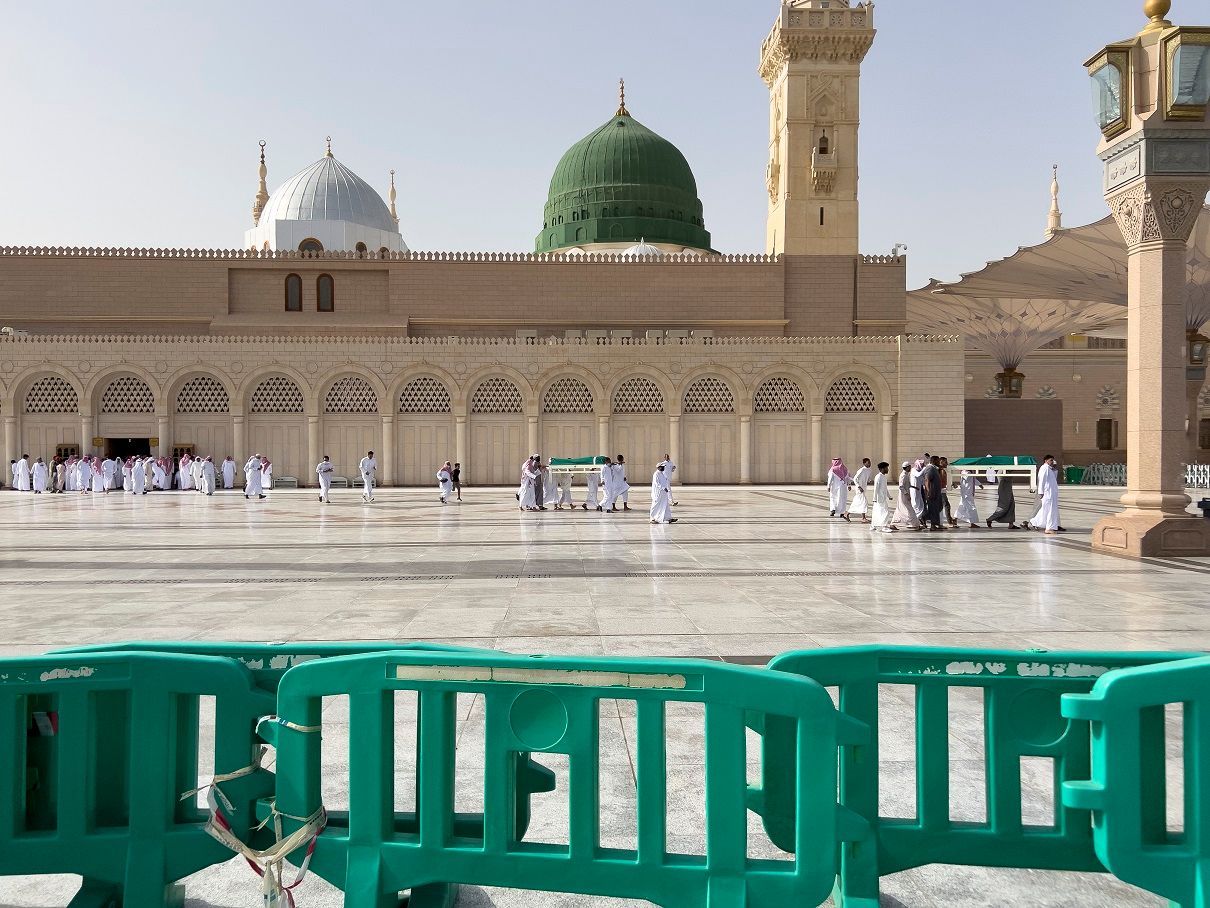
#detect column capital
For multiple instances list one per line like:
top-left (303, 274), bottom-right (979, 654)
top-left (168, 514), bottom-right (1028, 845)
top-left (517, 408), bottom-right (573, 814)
top-left (1107, 178), bottom-right (1210, 247)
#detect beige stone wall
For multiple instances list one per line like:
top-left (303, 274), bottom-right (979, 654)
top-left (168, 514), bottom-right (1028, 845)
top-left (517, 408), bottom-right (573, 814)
top-left (0, 334), bottom-right (962, 486)
top-left (0, 249), bottom-right (907, 339)
top-left (897, 336), bottom-right (967, 466)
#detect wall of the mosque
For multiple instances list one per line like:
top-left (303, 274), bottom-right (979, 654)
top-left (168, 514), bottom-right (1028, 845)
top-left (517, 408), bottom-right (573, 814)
top-left (0, 334), bottom-right (962, 487)
top-left (964, 399), bottom-right (1064, 464)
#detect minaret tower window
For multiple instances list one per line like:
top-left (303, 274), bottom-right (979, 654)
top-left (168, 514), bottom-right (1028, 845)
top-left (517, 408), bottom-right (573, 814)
top-left (284, 274), bottom-right (302, 312)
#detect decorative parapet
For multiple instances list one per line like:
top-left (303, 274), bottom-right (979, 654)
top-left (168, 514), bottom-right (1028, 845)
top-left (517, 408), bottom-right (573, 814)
top-left (860, 254), bottom-right (905, 265)
top-left (0, 333), bottom-right (955, 348)
top-left (759, 1), bottom-right (876, 85)
top-left (0, 246), bottom-right (783, 265)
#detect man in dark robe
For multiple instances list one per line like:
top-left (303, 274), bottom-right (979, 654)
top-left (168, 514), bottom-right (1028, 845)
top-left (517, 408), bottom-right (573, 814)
top-left (986, 477), bottom-right (1019, 528)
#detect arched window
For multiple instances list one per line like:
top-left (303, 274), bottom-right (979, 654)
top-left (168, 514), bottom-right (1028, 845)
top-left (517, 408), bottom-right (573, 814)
top-left (284, 273), bottom-right (302, 312)
top-left (355, 242), bottom-right (368, 257)
top-left (575, 227), bottom-right (586, 242)
top-left (317, 274), bottom-right (334, 312)
top-left (298, 238), bottom-right (323, 253)
top-left (378, 246), bottom-right (389, 258)
top-left (818, 132), bottom-right (829, 154)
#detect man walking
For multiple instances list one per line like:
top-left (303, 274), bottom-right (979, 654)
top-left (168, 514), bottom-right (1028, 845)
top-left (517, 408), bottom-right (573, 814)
top-left (359, 450), bottom-right (377, 502)
top-left (316, 455), bottom-right (335, 503)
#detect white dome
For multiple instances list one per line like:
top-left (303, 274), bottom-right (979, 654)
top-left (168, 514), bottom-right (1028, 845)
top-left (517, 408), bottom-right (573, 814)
top-left (622, 239), bottom-right (663, 257)
top-left (257, 154), bottom-right (396, 233)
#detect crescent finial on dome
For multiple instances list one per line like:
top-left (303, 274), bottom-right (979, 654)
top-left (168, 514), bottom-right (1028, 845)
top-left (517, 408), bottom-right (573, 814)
top-left (617, 78), bottom-right (630, 117)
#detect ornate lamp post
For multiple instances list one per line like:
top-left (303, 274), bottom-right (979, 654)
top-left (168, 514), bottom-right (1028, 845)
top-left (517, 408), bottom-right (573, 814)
top-left (1086, 0), bottom-right (1210, 556)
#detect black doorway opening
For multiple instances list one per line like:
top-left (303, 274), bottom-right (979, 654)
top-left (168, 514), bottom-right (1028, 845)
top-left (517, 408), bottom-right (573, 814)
top-left (105, 438), bottom-right (150, 459)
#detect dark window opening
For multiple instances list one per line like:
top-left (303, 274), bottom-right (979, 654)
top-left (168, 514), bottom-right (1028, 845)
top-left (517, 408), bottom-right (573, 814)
top-left (285, 273), bottom-right (302, 311)
top-left (317, 274), bottom-right (334, 312)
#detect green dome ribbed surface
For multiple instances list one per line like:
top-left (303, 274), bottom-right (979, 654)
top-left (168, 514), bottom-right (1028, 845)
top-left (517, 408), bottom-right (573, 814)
top-left (536, 112), bottom-right (712, 254)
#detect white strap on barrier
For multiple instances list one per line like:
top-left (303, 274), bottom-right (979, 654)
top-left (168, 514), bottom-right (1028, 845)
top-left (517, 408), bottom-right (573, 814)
top-left (179, 745), bottom-right (267, 814)
top-left (257, 715), bottom-right (322, 735)
top-left (205, 800), bottom-right (326, 908)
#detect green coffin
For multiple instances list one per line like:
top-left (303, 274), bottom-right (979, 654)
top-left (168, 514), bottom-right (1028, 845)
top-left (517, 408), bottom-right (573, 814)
top-left (549, 456), bottom-right (607, 466)
top-left (950, 456), bottom-right (1037, 467)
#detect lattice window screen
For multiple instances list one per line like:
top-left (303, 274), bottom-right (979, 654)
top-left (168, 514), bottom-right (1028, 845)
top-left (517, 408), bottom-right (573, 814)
top-left (683, 377), bottom-right (735, 414)
top-left (824, 376), bottom-right (876, 413)
top-left (399, 377), bottom-right (451, 414)
top-left (176, 376), bottom-right (230, 414)
top-left (250, 376), bottom-right (305, 414)
top-left (543, 378), bottom-right (594, 414)
top-left (612, 378), bottom-right (664, 414)
top-left (24, 377), bottom-right (78, 414)
top-left (324, 377), bottom-right (380, 414)
top-left (754, 377), bottom-right (806, 413)
top-left (100, 377), bottom-right (155, 414)
top-left (471, 377), bottom-right (524, 414)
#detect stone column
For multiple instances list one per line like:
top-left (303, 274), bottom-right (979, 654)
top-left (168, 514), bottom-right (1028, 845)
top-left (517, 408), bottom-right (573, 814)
top-left (667, 414), bottom-right (680, 485)
top-left (4, 416), bottom-right (17, 471)
top-left (455, 415), bottom-right (467, 480)
top-left (598, 415), bottom-right (610, 457)
top-left (882, 413), bottom-right (895, 466)
top-left (809, 414), bottom-right (823, 482)
top-left (527, 415), bottom-right (539, 456)
top-left (232, 414), bottom-right (246, 464)
top-left (1092, 180), bottom-right (1210, 556)
top-left (156, 415), bottom-right (170, 458)
top-left (739, 414), bottom-right (753, 484)
top-left (307, 415), bottom-right (320, 487)
top-left (380, 414), bottom-right (396, 487)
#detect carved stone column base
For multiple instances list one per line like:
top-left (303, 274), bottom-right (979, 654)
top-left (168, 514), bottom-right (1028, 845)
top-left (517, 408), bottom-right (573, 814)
top-left (1091, 511), bottom-right (1210, 558)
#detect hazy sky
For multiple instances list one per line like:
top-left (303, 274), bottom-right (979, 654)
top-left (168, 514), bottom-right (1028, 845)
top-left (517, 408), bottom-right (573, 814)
top-left (0, 1), bottom-right (1157, 287)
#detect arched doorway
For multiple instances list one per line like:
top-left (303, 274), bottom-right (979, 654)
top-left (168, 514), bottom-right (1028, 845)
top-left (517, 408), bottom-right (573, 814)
top-left (753, 376), bottom-right (808, 483)
top-left (247, 375), bottom-right (306, 480)
top-left (173, 375), bottom-right (231, 461)
top-left (398, 376), bottom-right (454, 486)
top-left (541, 377), bottom-right (595, 459)
top-left (96, 375), bottom-right (156, 458)
top-left (611, 377), bottom-right (667, 480)
top-left (682, 376), bottom-right (737, 483)
top-left (822, 375), bottom-right (880, 470)
top-left (469, 377), bottom-right (526, 485)
top-left (322, 377), bottom-right (381, 482)
top-left (20, 375), bottom-right (79, 459)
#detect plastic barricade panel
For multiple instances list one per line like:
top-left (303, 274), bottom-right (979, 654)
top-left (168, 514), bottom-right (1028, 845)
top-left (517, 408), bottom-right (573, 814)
top-left (757, 646), bottom-right (1197, 907)
top-left (262, 650), bottom-right (859, 908)
top-left (0, 651), bottom-right (274, 907)
top-left (1063, 654), bottom-right (1210, 907)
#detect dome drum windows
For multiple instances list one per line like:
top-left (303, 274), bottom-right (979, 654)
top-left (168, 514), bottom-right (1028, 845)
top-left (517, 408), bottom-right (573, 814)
top-left (298, 238), bottom-right (324, 254)
top-left (317, 274), bottom-right (335, 312)
top-left (285, 273), bottom-right (302, 312)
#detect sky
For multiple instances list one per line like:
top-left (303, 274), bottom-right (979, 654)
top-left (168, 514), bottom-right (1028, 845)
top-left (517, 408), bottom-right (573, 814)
top-left (0, 1), bottom-right (1159, 288)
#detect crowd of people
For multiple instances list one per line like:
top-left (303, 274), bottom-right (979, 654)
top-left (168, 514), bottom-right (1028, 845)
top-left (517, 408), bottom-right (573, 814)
top-left (825, 453), bottom-right (1064, 536)
top-left (512, 453), bottom-right (679, 524)
top-left (7, 452), bottom-right (265, 497)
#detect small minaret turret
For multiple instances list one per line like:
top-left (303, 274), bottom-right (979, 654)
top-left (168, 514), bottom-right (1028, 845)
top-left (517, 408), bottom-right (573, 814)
top-left (389, 169), bottom-right (399, 227)
top-left (252, 140), bottom-right (270, 226)
top-left (1046, 164), bottom-right (1063, 238)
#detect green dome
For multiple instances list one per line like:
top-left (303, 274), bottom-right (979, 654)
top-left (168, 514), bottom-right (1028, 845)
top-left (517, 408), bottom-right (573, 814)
top-left (535, 105), bottom-right (712, 254)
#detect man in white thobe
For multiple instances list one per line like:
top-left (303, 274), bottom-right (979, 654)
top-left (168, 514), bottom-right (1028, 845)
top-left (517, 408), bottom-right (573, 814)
top-left (316, 456), bottom-right (335, 503)
top-left (191, 457), bottom-right (205, 492)
top-left (31, 458), bottom-right (48, 493)
top-left (101, 457), bottom-right (116, 492)
top-left (131, 457), bottom-right (147, 494)
top-left (359, 451), bottom-right (377, 502)
top-left (15, 455), bottom-right (31, 492)
top-left (849, 458), bottom-right (872, 523)
top-left (437, 462), bottom-right (453, 504)
top-left (605, 456), bottom-right (631, 513)
top-left (657, 453), bottom-right (679, 506)
top-left (178, 455), bottom-right (193, 491)
top-left (222, 456), bottom-right (236, 490)
top-left (244, 454), bottom-right (265, 499)
top-left (200, 456), bottom-right (216, 495)
top-left (870, 462), bottom-right (894, 533)
top-left (1032, 455), bottom-right (1061, 535)
top-left (581, 466), bottom-right (602, 511)
top-left (649, 463), bottom-right (676, 524)
top-left (555, 470), bottom-right (573, 510)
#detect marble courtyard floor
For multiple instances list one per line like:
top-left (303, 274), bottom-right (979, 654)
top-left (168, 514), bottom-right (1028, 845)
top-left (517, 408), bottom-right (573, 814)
top-left (2, 484), bottom-right (1208, 907)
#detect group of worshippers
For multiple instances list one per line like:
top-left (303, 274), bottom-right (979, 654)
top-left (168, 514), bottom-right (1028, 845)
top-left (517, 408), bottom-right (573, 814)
top-left (7, 452), bottom-right (244, 496)
top-left (824, 453), bottom-right (1062, 535)
top-left (514, 453), bottom-right (678, 523)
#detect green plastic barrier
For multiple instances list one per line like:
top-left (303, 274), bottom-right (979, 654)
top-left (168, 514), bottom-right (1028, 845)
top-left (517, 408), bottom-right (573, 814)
top-left (0, 651), bottom-right (274, 907)
top-left (757, 646), bottom-right (1198, 907)
top-left (1063, 654), bottom-right (1210, 907)
top-left (261, 649), bottom-right (863, 908)
top-left (54, 641), bottom-right (551, 907)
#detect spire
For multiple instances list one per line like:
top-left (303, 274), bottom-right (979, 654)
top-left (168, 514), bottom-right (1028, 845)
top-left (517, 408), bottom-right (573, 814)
top-left (389, 169), bottom-right (399, 227)
top-left (252, 140), bottom-right (270, 226)
top-left (324, 135), bottom-right (333, 158)
top-left (1045, 164), bottom-right (1063, 238)
top-left (1141, 0), bottom-right (1173, 32)
top-left (616, 78), bottom-right (630, 117)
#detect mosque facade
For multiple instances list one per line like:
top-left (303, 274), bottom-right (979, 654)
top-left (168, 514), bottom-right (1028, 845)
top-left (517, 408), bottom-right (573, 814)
top-left (9, 0), bottom-right (1171, 487)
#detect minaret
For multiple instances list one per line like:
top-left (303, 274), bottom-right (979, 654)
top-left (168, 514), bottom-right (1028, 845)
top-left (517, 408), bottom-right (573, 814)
top-left (1045, 164), bottom-right (1063, 238)
top-left (389, 170), bottom-right (399, 227)
top-left (251, 140), bottom-right (270, 226)
top-left (759, 1), bottom-right (876, 256)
